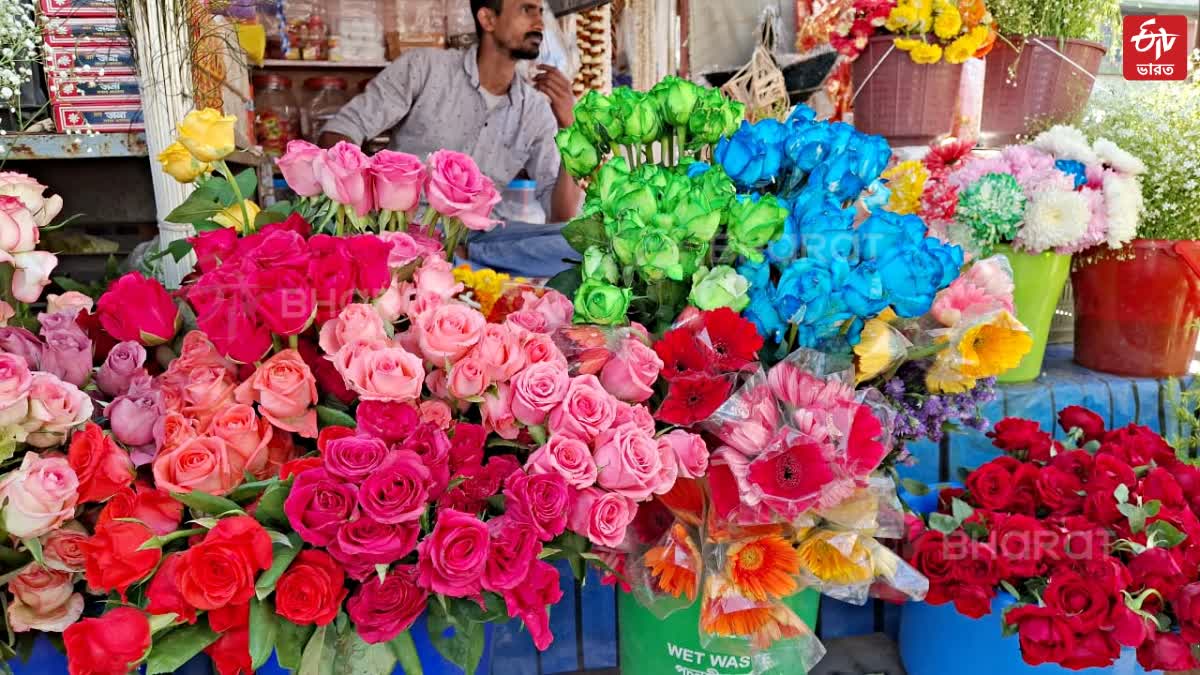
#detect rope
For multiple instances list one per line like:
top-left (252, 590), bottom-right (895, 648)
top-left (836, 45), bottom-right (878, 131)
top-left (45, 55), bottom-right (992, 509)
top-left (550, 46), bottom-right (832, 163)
top-left (851, 43), bottom-right (895, 103)
top-left (1029, 38), bottom-right (1099, 82)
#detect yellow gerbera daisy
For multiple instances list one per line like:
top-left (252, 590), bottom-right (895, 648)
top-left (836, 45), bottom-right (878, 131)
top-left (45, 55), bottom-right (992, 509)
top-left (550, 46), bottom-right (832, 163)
top-left (795, 531), bottom-right (874, 585)
top-left (885, 4), bottom-right (919, 31)
top-left (925, 350), bottom-right (977, 394)
top-left (854, 316), bottom-right (910, 384)
top-left (944, 33), bottom-right (980, 63)
top-left (954, 310), bottom-right (1032, 379)
top-left (894, 37), bottom-right (923, 51)
top-left (933, 5), bottom-right (963, 40)
top-left (910, 42), bottom-right (943, 64)
top-left (881, 160), bottom-right (930, 215)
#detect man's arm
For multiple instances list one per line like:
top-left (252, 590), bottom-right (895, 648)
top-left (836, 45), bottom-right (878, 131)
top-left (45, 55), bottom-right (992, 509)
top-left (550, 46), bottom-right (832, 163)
top-left (317, 50), bottom-right (428, 148)
top-left (532, 65), bottom-right (583, 222)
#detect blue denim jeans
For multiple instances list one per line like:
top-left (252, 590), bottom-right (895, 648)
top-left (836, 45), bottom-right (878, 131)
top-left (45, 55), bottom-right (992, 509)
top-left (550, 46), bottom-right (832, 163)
top-left (464, 220), bottom-right (579, 278)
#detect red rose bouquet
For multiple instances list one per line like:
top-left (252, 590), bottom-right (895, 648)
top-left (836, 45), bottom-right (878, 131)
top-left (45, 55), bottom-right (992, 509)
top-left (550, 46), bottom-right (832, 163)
top-left (905, 406), bottom-right (1200, 671)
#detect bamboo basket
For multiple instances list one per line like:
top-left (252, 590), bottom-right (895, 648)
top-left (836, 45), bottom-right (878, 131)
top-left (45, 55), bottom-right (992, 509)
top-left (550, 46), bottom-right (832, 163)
top-left (720, 10), bottom-right (789, 123)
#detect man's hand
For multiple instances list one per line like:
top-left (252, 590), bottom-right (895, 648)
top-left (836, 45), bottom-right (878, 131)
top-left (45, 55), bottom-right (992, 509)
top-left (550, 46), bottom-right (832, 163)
top-left (533, 65), bottom-right (575, 129)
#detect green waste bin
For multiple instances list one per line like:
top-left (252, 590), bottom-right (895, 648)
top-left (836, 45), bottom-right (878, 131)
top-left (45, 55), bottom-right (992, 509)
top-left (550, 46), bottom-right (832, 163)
top-left (617, 589), bottom-right (821, 675)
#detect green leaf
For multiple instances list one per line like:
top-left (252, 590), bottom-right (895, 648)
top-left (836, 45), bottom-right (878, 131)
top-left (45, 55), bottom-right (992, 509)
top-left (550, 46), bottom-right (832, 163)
top-left (1148, 520), bottom-right (1188, 549)
top-left (900, 478), bottom-right (931, 497)
top-left (235, 169), bottom-right (259, 202)
top-left (1144, 500), bottom-right (1162, 518)
top-left (22, 537), bottom-right (43, 566)
top-left (255, 200), bottom-right (294, 227)
top-left (159, 239), bottom-right (195, 263)
top-left (561, 212), bottom-right (607, 254)
top-left (929, 513), bottom-right (960, 534)
top-left (255, 533), bottom-right (304, 600)
top-left (950, 498), bottom-right (974, 523)
top-left (299, 624), bottom-right (336, 675)
top-left (1000, 580), bottom-right (1022, 601)
top-left (171, 491), bottom-right (243, 517)
top-left (317, 405), bottom-right (357, 430)
top-left (249, 597), bottom-right (279, 670)
top-left (1114, 483), bottom-right (1131, 504)
top-left (333, 623), bottom-right (396, 675)
top-left (275, 620), bottom-right (315, 672)
top-left (255, 478), bottom-right (294, 529)
top-left (228, 478), bottom-right (277, 504)
top-left (962, 521), bottom-right (989, 540)
top-left (165, 193), bottom-right (225, 225)
top-left (193, 219), bottom-right (226, 232)
top-left (388, 631), bottom-right (423, 675)
top-left (427, 606), bottom-right (484, 675)
top-left (51, 276), bottom-right (91, 294)
top-left (545, 266), bottom-right (583, 298)
top-left (146, 622), bottom-right (220, 674)
top-left (376, 564), bottom-right (390, 583)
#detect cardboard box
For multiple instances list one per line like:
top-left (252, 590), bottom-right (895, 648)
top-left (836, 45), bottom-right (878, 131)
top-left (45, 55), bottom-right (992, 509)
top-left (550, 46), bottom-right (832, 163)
top-left (43, 45), bottom-right (137, 76)
top-left (53, 103), bottom-right (144, 132)
top-left (42, 18), bottom-right (130, 47)
top-left (47, 74), bottom-right (140, 103)
top-left (38, 0), bottom-right (119, 18)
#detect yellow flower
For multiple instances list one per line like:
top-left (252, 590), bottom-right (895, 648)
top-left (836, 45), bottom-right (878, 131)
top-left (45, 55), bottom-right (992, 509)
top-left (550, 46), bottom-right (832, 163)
top-left (954, 310), bottom-right (1032, 379)
top-left (854, 316), bottom-right (909, 383)
top-left (795, 531), bottom-right (874, 585)
top-left (881, 160), bottom-right (930, 215)
top-left (944, 34), bottom-right (979, 63)
top-left (212, 200), bottom-right (261, 233)
top-left (885, 4), bottom-right (919, 31)
top-left (894, 37), bottom-right (922, 51)
top-left (909, 42), bottom-right (943, 64)
top-left (157, 141), bottom-right (211, 184)
top-left (968, 24), bottom-right (991, 42)
top-left (925, 350), bottom-right (977, 394)
top-left (177, 108), bottom-right (237, 163)
top-left (933, 5), bottom-right (963, 40)
top-left (911, 0), bottom-right (935, 30)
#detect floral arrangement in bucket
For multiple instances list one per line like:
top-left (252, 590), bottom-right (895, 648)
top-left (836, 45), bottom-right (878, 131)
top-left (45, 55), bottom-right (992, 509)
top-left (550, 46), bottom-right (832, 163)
top-left (904, 405), bottom-right (1200, 672)
top-left (831, 0), bottom-right (999, 64)
top-left (984, 0), bottom-right (1118, 43)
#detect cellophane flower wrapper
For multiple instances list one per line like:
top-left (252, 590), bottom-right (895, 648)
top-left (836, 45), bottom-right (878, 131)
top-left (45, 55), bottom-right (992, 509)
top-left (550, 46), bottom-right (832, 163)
top-left (551, 323), bottom-right (652, 376)
top-left (628, 519), bottom-right (705, 619)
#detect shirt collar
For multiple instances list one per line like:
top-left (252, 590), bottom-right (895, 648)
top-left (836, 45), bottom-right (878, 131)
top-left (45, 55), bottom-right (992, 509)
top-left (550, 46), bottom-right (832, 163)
top-left (462, 44), bottom-right (524, 106)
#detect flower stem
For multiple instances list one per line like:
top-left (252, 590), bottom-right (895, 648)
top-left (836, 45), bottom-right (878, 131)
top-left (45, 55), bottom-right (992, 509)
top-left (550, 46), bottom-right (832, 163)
top-left (906, 342), bottom-right (950, 362)
top-left (420, 207), bottom-right (439, 237)
top-left (288, 334), bottom-right (299, 350)
top-left (215, 160), bottom-right (253, 234)
top-left (141, 527), bottom-right (207, 551)
top-left (335, 206), bottom-right (346, 237)
top-left (677, 127), bottom-right (688, 160)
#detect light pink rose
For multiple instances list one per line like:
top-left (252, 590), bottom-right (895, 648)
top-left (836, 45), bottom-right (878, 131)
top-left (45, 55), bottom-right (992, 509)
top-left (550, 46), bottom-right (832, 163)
top-left (523, 290), bottom-right (574, 331)
top-left (42, 527), bottom-right (88, 573)
top-left (416, 304), bottom-right (486, 364)
top-left (0, 195), bottom-right (40, 254)
top-left (568, 488), bottom-right (636, 548)
top-left (25, 373), bottom-right (94, 449)
top-left (379, 232), bottom-right (433, 269)
top-left (527, 436), bottom-right (597, 489)
top-left (180, 365), bottom-right (237, 430)
top-left (481, 383), bottom-right (519, 440)
top-left (424, 368), bottom-right (451, 400)
top-left (371, 150), bottom-right (426, 213)
top-left (96, 341), bottom-right (147, 398)
top-left (413, 256), bottom-right (463, 301)
top-left (510, 362), bottom-right (570, 426)
top-left (46, 291), bottom-right (93, 316)
top-left (208, 404), bottom-right (273, 479)
top-left (593, 422), bottom-right (665, 501)
top-left (0, 171), bottom-right (63, 227)
top-left (612, 402), bottom-right (656, 435)
top-left (425, 150), bottom-right (501, 231)
top-left (6, 250), bottom-right (58, 304)
top-left (7, 563), bottom-right (83, 632)
top-left (234, 349), bottom-right (318, 438)
top-left (521, 333), bottom-right (568, 369)
top-left (0, 353), bottom-right (32, 426)
top-left (276, 140), bottom-right (324, 197)
top-left (599, 337), bottom-right (663, 404)
top-left (447, 357), bottom-right (490, 400)
top-left (547, 375), bottom-right (617, 442)
top-left (0, 453), bottom-right (79, 537)
top-left (315, 141), bottom-right (373, 216)
top-left (41, 326), bottom-right (93, 389)
top-left (505, 310), bottom-right (548, 335)
top-left (469, 323), bottom-right (527, 383)
top-left (406, 290), bottom-right (445, 324)
top-left (108, 390), bottom-right (164, 450)
top-left (374, 279), bottom-right (415, 324)
top-left (319, 303), bottom-right (389, 356)
top-left (339, 342), bottom-right (425, 403)
top-left (660, 430), bottom-right (709, 479)
top-left (419, 400), bottom-right (453, 430)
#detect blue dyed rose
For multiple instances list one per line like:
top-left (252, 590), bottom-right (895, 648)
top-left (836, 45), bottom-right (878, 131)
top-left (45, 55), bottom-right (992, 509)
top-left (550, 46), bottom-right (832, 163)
top-left (1054, 159), bottom-right (1088, 189)
top-left (715, 119), bottom-right (787, 190)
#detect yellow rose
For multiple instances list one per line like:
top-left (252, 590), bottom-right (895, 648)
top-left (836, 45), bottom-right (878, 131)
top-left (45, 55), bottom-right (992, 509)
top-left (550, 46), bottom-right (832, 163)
top-left (885, 5), bottom-right (919, 31)
top-left (212, 200), bottom-right (261, 233)
top-left (933, 5), bottom-right (963, 40)
top-left (894, 37), bottom-right (922, 51)
top-left (909, 42), bottom-right (944, 64)
top-left (177, 108), bottom-right (237, 162)
top-left (944, 34), bottom-right (979, 63)
top-left (854, 315), bottom-right (910, 383)
top-left (157, 141), bottom-right (211, 184)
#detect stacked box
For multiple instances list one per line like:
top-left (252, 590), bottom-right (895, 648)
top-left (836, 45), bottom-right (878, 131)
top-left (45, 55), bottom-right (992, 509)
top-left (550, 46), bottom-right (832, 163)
top-left (39, 0), bottom-right (144, 132)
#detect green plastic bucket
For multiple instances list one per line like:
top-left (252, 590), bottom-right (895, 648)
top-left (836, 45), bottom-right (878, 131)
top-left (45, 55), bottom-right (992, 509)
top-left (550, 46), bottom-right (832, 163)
top-left (995, 244), bottom-right (1072, 383)
top-left (617, 589), bottom-right (821, 675)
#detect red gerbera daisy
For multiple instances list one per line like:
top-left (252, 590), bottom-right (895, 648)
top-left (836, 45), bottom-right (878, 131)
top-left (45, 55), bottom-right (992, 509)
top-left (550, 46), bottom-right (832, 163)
top-left (700, 308), bottom-right (764, 372)
top-left (654, 329), bottom-right (715, 382)
top-left (656, 374), bottom-right (733, 426)
top-left (747, 440), bottom-right (833, 507)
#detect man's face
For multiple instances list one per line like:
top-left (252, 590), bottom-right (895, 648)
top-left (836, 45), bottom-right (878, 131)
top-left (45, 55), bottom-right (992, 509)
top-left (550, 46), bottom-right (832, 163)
top-left (490, 0), bottom-right (544, 60)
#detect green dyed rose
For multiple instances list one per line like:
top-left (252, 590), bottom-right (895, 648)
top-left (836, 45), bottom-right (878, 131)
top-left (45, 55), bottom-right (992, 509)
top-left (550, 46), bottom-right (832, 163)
top-left (690, 164), bottom-right (737, 212)
top-left (673, 201), bottom-right (721, 241)
top-left (636, 230), bottom-right (684, 282)
top-left (619, 89), bottom-right (664, 145)
top-left (721, 99), bottom-right (747, 138)
top-left (587, 157), bottom-right (632, 202)
top-left (556, 126), bottom-right (600, 179)
top-left (582, 246), bottom-right (619, 284)
top-left (632, 163), bottom-right (669, 193)
top-left (957, 172), bottom-right (1027, 251)
top-left (608, 182), bottom-right (658, 222)
top-left (726, 194), bottom-right (788, 262)
top-left (678, 238), bottom-right (710, 278)
top-left (688, 89), bottom-right (736, 146)
top-left (574, 89), bottom-right (623, 146)
top-left (574, 279), bottom-right (632, 325)
top-left (653, 76), bottom-right (702, 128)
top-left (689, 265), bottom-right (750, 312)
top-left (608, 212), bottom-right (645, 266)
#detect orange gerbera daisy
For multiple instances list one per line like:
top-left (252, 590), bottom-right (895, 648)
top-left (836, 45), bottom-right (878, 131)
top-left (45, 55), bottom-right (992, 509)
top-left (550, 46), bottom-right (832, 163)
top-left (699, 578), bottom-right (808, 648)
top-left (725, 535), bottom-right (801, 601)
top-left (644, 523), bottom-right (701, 601)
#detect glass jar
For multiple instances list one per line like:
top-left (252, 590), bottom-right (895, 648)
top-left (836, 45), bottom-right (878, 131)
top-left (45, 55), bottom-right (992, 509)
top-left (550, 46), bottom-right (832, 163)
top-left (304, 76), bottom-right (350, 140)
top-left (253, 74), bottom-right (302, 158)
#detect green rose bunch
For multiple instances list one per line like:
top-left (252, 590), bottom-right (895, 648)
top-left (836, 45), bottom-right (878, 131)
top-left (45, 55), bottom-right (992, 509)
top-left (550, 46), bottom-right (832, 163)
top-left (574, 278), bottom-right (632, 325)
top-left (556, 126), bottom-right (600, 179)
top-left (689, 265), bottom-right (751, 312)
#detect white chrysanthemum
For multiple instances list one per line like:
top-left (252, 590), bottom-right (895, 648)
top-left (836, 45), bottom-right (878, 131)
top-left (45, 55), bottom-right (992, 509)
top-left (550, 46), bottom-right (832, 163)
top-left (1032, 125), bottom-right (1100, 164)
top-left (1093, 137), bottom-right (1147, 176)
top-left (1020, 189), bottom-right (1091, 252)
top-left (1103, 173), bottom-right (1144, 248)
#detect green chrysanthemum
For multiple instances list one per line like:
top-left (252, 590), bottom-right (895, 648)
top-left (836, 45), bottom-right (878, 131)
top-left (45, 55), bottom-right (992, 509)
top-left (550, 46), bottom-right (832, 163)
top-left (956, 172), bottom-right (1027, 252)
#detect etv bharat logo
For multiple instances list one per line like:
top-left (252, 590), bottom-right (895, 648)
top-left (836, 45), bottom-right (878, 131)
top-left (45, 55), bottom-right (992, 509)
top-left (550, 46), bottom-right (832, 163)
top-left (1123, 15), bottom-right (1187, 80)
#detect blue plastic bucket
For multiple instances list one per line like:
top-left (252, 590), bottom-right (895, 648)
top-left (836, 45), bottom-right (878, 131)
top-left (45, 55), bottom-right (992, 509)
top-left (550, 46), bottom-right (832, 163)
top-left (257, 611), bottom-right (495, 675)
top-left (900, 595), bottom-right (1149, 675)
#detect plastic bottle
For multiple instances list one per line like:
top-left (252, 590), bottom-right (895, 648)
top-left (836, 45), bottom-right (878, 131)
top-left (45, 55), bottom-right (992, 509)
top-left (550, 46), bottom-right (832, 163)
top-left (502, 179), bottom-right (545, 224)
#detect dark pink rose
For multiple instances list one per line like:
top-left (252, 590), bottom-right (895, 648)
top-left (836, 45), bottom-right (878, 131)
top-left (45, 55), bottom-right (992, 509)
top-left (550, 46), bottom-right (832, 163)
top-left (505, 470), bottom-right (571, 542)
top-left (568, 488), bottom-right (636, 548)
top-left (356, 401), bottom-right (420, 445)
top-left (328, 516), bottom-right (419, 581)
top-left (347, 565), bottom-right (428, 644)
top-left (358, 450), bottom-right (430, 525)
top-left (501, 559), bottom-right (562, 651)
top-left (323, 435), bottom-right (389, 483)
top-left (448, 423), bottom-right (486, 475)
top-left (483, 516), bottom-right (539, 593)
top-left (416, 508), bottom-right (488, 597)
top-left (283, 468), bottom-right (358, 546)
top-left (397, 423), bottom-right (451, 497)
top-left (97, 272), bottom-right (179, 346)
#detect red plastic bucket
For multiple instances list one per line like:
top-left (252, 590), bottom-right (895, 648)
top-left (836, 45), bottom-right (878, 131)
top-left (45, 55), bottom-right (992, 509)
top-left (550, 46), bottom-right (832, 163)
top-left (851, 35), bottom-right (963, 147)
top-left (1071, 239), bottom-right (1200, 378)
